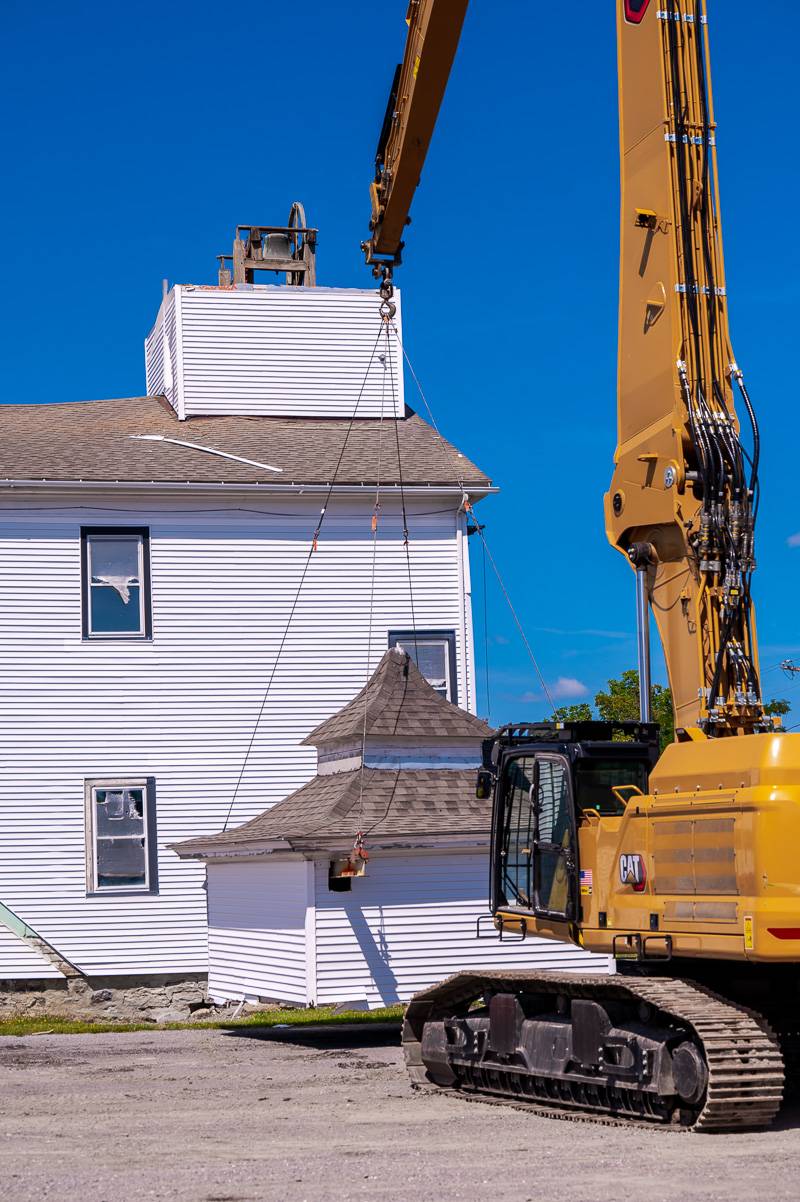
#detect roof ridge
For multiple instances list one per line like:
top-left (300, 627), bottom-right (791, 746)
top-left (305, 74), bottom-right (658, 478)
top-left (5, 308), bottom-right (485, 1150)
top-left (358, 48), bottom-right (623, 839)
top-left (302, 647), bottom-right (491, 746)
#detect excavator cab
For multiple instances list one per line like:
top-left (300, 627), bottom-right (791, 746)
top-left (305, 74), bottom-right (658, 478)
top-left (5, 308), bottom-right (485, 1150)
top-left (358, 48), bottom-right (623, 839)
top-left (482, 723), bottom-right (659, 936)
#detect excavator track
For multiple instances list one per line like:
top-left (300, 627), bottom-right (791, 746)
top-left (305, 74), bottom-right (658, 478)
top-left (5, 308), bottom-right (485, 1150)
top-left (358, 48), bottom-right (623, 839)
top-left (402, 970), bottom-right (784, 1131)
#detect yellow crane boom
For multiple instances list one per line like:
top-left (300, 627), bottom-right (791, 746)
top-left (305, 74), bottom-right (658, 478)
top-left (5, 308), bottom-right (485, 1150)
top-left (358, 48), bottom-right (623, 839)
top-left (362, 0), bottom-right (469, 276)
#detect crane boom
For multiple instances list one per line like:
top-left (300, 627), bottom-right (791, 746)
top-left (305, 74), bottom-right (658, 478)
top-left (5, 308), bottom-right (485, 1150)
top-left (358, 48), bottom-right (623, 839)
top-left (362, 0), bottom-right (468, 274)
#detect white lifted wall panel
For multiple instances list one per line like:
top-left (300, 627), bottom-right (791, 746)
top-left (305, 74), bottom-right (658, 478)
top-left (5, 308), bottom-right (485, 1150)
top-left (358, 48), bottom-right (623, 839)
top-left (144, 289), bottom-right (181, 416)
top-left (0, 495), bottom-right (471, 978)
top-left (206, 861), bottom-right (308, 1004)
top-left (313, 854), bottom-right (611, 1009)
top-left (145, 285), bottom-right (404, 420)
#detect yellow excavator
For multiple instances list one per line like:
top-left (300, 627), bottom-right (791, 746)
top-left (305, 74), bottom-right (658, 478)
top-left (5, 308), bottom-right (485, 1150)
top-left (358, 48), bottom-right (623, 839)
top-left (365, 1), bottom-right (799, 1129)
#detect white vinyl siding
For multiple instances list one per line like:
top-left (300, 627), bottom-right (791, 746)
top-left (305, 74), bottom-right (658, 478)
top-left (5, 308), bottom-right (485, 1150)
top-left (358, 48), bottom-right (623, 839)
top-left (202, 851), bottom-right (611, 1009)
top-left (143, 289), bottom-right (180, 414)
top-left (0, 493), bottom-right (472, 978)
top-left (145, 285), bottom-right (404, 420)
top-left (313, 854), bottom-right (610, 1009)
top-left (0, 924), bottom-right (62, 980)
top-left (206, 861), bottom-right (308, 1004)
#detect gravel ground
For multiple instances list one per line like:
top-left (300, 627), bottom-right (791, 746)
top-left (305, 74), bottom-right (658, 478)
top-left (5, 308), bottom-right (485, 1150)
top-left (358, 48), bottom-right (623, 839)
top-left (2, 1025), bottom-right (800, 1202)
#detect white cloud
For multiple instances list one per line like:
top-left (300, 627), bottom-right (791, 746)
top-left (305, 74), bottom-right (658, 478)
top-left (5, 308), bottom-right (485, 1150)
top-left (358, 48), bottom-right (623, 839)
top-left (552, 676), bottom-right (589, 699)
top-left (520, 677), bottom-right (589, 704)
top-left (788, 534), bottom-right (800, 547)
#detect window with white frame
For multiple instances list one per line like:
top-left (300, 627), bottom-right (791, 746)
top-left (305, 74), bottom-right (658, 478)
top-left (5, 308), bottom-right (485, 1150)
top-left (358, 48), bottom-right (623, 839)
top-left (85, 778), bottom-right (158, 893)
top-left (81, 527), bottom-right (151, 639)
top-left (388, 629), bottom-right (457, 703)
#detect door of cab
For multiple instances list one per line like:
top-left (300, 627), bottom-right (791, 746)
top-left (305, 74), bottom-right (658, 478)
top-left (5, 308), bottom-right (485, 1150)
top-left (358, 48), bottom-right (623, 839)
top-left (531, 754), bottom-right (577, 927)
top-left (494, 750), bottom-right (577, 938)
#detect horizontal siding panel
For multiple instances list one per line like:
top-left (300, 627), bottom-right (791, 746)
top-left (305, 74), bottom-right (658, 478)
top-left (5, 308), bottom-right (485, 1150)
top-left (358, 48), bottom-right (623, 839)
top-left (313, 854), bottom-right (610, 1008)
top-left (144, 290), bottom-right (178, 414)
top-left (207, 862), bottom-right (307, 1004)
top-left (0, 496), bottom-right (471, 978)
top-left (145, 285), bottom-right (404, 420)
top-left (0, 924), bottom-right (62, 979)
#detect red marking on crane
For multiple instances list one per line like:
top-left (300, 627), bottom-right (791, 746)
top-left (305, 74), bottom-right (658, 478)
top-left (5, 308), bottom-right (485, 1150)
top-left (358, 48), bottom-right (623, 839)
top-left (624, 0), bottom-right (651, 23)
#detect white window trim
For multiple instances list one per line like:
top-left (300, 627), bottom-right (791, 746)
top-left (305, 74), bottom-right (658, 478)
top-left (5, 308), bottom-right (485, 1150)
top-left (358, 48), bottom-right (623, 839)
top-left (84, 776), bottom-right (157, 895)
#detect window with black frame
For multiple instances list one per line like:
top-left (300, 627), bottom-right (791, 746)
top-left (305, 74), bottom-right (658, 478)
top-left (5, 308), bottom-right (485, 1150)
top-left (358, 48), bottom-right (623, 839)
top-left (81, 527), bottom-right (152, 639)
top-left (388, 629), bottom-right (457, 702)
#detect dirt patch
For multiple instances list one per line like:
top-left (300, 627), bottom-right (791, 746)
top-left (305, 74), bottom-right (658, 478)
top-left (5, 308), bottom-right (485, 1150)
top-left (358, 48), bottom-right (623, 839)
top-left (2, 1028), bottom-right (800, 1202)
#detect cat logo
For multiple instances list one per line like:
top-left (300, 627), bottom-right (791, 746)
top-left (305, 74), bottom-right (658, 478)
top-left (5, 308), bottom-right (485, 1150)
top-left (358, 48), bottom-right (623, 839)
top-left (619, 853), bottom-right (647, 893)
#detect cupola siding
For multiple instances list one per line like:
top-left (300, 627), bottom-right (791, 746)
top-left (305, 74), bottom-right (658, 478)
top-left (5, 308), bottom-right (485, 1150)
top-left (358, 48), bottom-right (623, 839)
top-left (145, 286), bottom-right (405, 420)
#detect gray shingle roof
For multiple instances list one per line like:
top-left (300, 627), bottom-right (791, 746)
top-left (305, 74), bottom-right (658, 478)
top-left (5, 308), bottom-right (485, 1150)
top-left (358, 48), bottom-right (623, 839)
top-left (0, 396), bottom-right (492, 489)
top-left (303, 647), bottom-right (492, 745)
top-left (173, 767), bottom-right (489, 853)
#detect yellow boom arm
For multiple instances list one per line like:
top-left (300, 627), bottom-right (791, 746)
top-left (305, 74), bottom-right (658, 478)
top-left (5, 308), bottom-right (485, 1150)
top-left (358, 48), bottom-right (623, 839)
top-left (363, 0), bottom-right (468, 273)
top-left (607, 0), bottom-right (766, 737)
top-left (366, 0), bottom-right (768, 740)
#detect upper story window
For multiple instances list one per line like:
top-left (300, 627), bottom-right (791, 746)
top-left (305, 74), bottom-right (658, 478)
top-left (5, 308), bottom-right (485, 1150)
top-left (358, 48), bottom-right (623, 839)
top-left (85, 777), bottom-right (158, 894)
top-left (81, 527), bottom-right (152, 640)
top-left (388, 629), bottom-right (457, 703)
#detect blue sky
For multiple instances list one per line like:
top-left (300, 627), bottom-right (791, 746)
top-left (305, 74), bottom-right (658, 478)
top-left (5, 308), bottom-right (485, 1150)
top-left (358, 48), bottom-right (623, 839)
top-left (2, 1), bottom-right (798, 724)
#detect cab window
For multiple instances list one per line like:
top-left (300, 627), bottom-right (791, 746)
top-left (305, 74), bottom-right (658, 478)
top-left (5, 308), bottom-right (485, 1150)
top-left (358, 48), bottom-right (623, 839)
top-left (574, 758), bottom-right (648, 817)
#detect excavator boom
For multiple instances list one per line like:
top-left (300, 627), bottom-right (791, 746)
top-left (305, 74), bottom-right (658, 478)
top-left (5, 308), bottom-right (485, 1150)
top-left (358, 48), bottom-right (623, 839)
top-left (608, 0), bottom-right (765, 736)
top-left (365, 1), bottom-right (800, 1131)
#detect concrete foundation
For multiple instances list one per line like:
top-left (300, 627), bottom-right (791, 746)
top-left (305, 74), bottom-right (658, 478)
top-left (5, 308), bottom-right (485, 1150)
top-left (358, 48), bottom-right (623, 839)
top-left (0, 973), bottom-right (210, 1023)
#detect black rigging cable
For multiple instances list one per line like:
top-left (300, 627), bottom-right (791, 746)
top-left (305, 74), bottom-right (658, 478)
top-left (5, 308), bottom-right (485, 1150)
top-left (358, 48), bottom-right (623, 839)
top-left (221, 321), bottom-right (386, 831)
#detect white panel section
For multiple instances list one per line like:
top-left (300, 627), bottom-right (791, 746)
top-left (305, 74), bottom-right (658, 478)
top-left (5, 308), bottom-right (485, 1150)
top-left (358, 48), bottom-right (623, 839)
top-left (0, 924), bottom-right (61, 979)
top-left (314, 853), bottom-right (610, 1009)
top-left (0, 493), bottom-right (466, 978)
top-left (145, 284), bottom-right (404, 419)
top-left (206, 860), bottom-right (307, 1004)
top-left (144, 290), bottom-right (180, 415)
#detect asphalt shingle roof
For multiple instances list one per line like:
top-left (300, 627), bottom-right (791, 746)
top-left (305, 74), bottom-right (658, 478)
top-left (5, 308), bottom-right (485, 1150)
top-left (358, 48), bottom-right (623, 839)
top-left (174, 767), bottom-right (489, 853)
top-left (304, 647), bottom-right (492, 744)
top-left (0, 397), bottom-right (492, 489)
top-left (173, 648), bottom-right (493, 855)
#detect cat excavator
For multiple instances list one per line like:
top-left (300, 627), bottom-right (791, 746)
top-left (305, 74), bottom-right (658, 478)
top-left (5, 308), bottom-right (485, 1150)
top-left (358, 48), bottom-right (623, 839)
top-left (365, 1), bottom-right (800, 1128)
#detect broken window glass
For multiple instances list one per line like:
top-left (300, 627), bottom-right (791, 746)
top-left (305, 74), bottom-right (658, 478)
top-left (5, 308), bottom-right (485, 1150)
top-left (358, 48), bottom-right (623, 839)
top-left (92, 786), bottom-right (149, 888)
top-left (96, 837), bottom-right (146, 888)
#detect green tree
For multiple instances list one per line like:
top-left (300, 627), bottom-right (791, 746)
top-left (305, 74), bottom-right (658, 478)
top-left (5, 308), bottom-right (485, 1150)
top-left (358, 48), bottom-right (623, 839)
top-left (594, 669), bottom-right (674, 751)
top-left (551, 703), bottom-right (594, 723)
top-left (549, 672), bottom-right (790, 752)
top-left (549, 670), bottom-right (673, 751)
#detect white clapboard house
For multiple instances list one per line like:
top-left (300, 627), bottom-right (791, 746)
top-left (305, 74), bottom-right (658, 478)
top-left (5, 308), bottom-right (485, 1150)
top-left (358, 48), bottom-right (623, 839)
top-left (0, 257), bottom-right (493, 998)
top-left (174, 647), bottom-right (608, 1009)
top-left (0, 232), bottom-right (607, 1006)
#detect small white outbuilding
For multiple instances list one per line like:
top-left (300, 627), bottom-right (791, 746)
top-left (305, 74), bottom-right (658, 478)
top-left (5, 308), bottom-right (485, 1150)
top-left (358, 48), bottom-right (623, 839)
top-left (174, 649), bottom-right (610, 1009)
